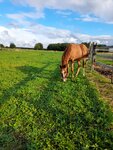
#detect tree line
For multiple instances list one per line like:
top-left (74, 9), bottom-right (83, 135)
top-left (0, 42), bottom-right (110, 51)
top-left (0, 42), bottom-right (68, 51)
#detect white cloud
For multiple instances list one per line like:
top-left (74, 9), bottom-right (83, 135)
top-left (76, 33), bottom-right (113, 45)
top-left (75, 15), bottom-right (100, 22)
top-left (56, 10), bottom-right (72, 17)
top-left (0, 25), bottom-right (80, 48)
top-left (6, 11), bottom-right (44, 27)
top-left (0, 25), bottom-right (113, 48)
top-left (11, 0), bottom-right (113, 24)
top-left (7, 11), bottom-right (44, 20)
top-left (1, 0), bottom-right (113, 48)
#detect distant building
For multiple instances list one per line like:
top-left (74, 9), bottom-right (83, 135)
top-left (96, 46), bottom-right (113, 52)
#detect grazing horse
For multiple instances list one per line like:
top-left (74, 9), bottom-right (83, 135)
top-left (60, 43), bottom-right (91, 82)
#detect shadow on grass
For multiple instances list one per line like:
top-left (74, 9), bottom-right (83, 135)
top-left (0, 63), bottom-right (56, 149)
top-left (18, 65), bottom-right (113, 149)
top-left (1, 64), bottom-right (113, 149)
top-left (0, 63), bottom-right (52, 105)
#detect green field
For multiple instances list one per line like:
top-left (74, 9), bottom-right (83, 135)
top-left (96, 58), bottom-right (113, 66)
top-left (0, 50), bottom-right (113, 149)
top-left (96, 53), bottom-right (113, 65)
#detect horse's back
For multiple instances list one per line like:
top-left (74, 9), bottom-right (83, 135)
top-left (66, 43), bottom-right (88, 60)
top-left (79, 44), bottom-right (89, 57)
top-left (62, 43), bottom-right (89, 63)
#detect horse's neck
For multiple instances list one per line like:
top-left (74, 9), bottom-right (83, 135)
top-left (62, 55), bottom-right (69, 66)
top-left (62, 48), bottom-right (71, 65)
top-left (62, 60), bottom-right (68, 67)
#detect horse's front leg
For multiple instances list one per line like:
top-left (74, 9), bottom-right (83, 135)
top-left (83, 59), bottom-right (85, 76)
top-left (75, 60), bottom-right (81, 77)
top-left (71, 61), bottom-right (74, 79)
top-left (66, 63), bottom-right (69, 77)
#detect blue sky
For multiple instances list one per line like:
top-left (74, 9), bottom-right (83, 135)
top-left (0, 0), bottom-right (113, 47)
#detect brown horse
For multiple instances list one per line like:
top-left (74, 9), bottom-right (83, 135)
top-left (60, 43), bottom-right (91, 82)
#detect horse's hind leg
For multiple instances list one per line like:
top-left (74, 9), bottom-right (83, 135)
top-left (75, 60), bottom-right (81, 77)
top-left (83, 58), bottom-right (88, 76)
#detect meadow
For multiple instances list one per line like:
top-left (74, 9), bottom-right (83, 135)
top-left (0, 50), bottom-right (113, 149)
top-left (96, 53), bottom-right (113, 65)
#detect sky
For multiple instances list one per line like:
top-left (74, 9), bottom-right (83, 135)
top-left (0, 0), bottom-right (113, 48)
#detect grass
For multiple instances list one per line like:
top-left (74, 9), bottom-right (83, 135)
top-left (86, 65), bottom-right (113, 110)
top-left (0, 50), bottom-right (113, 149)
top-left (96, 58), bottom-right (113, 65)
top-left (96, 52), bottom-right (113, 65)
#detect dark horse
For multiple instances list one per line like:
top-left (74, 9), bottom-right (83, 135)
top-left (60, 43), bottom-right (96, 82)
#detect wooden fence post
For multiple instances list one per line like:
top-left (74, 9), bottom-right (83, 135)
top-left (90, 42), bottom-right (94, 70)
top-left (90, 42), bottom-right (97, 71)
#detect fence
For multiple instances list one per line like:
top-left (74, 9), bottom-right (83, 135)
top-left (89, 42), bottom-right (113, 84)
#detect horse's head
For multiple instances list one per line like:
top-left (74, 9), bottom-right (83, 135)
top-left (60, 64), bottom-right (68, 82)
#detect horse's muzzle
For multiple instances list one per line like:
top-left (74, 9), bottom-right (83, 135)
top-left (63, 78), bottom-right (67, 82)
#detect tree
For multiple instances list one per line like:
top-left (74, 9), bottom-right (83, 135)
top-left (47, 43), bottom-right (68, 51)
top-left (97, 44), bottom-right (107, 48)
top-left (10, 43), bottom-right (16, 48)
top-left (0, 44), bottom-right (4, 50)
top-left (34, 43), bottom-right (43, 50)
top-left (0, 44), bottom-right (4, 48)
top-left (81, 42), bottom-right (90, 48)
